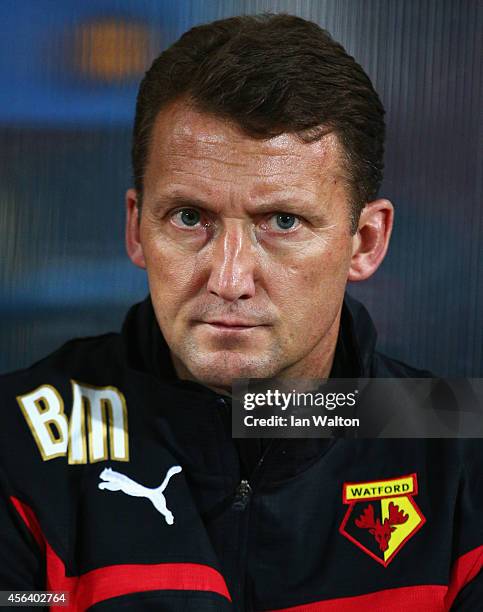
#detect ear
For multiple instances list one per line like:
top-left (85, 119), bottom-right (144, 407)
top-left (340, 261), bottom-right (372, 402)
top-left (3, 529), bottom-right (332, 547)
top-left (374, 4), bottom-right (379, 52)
top-left (348, 198), bottom-right (394, 282)
top-left (125, 188), bottom-right (146, 269)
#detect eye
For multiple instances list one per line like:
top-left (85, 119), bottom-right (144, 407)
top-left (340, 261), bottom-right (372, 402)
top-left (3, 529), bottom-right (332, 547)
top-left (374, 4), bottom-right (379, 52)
top-left (268, 213), bottom-right (299, 231)
top-left (172, 208), bottom-right (202, 228)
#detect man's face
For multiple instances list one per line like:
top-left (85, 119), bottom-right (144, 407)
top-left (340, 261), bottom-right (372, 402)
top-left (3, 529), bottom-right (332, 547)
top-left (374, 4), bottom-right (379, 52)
top-left (131, 101), bottom-right (357, 389)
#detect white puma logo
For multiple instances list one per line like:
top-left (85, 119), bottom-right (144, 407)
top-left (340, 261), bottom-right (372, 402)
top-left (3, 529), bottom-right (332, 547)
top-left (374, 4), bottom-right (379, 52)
top-left (98, 465), bottom-right (182, 525)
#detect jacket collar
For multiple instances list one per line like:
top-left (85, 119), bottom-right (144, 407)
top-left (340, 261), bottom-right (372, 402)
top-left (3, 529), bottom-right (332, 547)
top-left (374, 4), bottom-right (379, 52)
top-left (342, 293), bottom-right (378, 377)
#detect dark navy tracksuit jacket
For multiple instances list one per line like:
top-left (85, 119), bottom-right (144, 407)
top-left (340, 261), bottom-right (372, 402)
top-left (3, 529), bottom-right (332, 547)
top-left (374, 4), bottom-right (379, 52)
top-left (0, 296), bottom-right (481, 611)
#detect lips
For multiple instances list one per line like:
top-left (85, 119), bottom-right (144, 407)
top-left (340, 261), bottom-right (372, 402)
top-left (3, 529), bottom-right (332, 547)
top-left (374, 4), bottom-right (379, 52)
top-left (204, 319), bottom-right (259, 329)
top-left (204, 319), bottom-right (258, 327)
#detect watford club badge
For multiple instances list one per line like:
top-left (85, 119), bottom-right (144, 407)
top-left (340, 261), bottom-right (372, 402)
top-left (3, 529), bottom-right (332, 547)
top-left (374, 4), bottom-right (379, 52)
top-left (339, 473), bottom-right (425, 567)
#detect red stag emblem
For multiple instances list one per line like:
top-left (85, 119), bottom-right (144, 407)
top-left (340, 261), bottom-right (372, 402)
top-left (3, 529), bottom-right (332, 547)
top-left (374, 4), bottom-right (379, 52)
top-left (355, 501), bottom-right (409, 551)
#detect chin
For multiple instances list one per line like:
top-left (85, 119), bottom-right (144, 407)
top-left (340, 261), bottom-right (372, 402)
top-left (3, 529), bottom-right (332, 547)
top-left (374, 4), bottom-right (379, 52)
top-left (186, 350), bottom-right (278, 388)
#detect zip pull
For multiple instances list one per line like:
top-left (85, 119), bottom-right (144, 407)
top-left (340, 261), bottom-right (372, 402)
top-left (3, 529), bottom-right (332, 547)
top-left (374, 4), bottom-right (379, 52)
top-left (232, 479), bottom-right (252, 511)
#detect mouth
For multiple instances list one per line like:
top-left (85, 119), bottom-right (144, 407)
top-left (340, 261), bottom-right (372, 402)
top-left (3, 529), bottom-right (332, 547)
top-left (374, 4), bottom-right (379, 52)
top-left (198, 319), bottom-right (267, 331)
top-left (204, 320), bottom-right (259, 330)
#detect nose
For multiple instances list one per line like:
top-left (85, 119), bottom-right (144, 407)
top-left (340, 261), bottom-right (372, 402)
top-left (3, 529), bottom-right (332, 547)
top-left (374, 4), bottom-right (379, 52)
top-left (206, 222), bottom-right (256, 302)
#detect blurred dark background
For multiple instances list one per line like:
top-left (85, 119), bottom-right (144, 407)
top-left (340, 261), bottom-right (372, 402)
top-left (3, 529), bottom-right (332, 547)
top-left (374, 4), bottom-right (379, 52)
top-left (0, 0), bottom-right (481, 376)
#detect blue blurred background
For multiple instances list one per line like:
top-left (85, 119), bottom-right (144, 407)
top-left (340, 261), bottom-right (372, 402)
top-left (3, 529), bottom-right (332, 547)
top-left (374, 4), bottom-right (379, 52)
top-left (0, 0), bottom-right (481, 376)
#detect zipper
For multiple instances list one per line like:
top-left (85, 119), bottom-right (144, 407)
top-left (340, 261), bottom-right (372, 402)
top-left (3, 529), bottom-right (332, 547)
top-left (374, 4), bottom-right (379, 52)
top-left (215, 394), bottom-right (284, 498)
top-left (231, 437), bottom-right (284, 510)
top-left (216, 394), bottom-right (285, 610)
top-left (248, 438), bottom-right (284, 486)
top-left (231, 438), bottom-right (284, 611)
top-left (232, 479), bottom-right (252, 510)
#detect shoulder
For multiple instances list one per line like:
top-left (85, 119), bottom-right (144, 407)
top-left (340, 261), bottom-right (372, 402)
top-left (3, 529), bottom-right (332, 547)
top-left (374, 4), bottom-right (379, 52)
top-left (0, 332), bottom-right (136, 575)
top-left (0, 332), bottom-right (124, 407)
top-left (1, 332), bottom-right (121, 384)
top-left (0, 332), bottom-right (127, 478)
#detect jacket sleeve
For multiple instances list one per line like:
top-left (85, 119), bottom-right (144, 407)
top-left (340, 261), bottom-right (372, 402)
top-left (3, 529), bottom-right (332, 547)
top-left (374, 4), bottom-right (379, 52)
top-left (447, 440), bottom-right (483, 610)
top-left (0, 467), bottom-right (45, 589)
top-left (450, 570), bottom-right (483, 611)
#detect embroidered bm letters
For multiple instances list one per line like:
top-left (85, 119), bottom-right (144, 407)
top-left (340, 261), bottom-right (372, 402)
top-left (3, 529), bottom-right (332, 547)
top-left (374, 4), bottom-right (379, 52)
top-left (17, 381), bottom-right (129, 464)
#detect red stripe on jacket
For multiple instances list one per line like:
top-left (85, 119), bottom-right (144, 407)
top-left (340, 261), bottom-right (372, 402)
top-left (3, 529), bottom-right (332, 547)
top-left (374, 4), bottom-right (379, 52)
top-left (10, 496), bottom-right (232, 611)
top-left (265, 545), bottom-right (483, 611)
top-left (11, 496), bottom-right (482, 611)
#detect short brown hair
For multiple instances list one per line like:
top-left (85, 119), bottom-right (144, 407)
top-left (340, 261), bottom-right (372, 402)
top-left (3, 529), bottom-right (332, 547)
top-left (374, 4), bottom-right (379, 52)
top-left (132, 13), bottom-right (385, 230)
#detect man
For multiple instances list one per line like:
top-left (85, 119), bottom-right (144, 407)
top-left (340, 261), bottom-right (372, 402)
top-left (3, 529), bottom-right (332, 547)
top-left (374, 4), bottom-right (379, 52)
top-left (0, 14), bottom-right (481, 611)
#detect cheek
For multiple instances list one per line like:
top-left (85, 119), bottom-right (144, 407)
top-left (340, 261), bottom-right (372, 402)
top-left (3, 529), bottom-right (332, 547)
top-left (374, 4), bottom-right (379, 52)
top-left (142, 233), bottom-right (203, 311)
top-left (274, 238), bottom-right (351, 291)
top-left (265, 239), bottom-right (351, 324)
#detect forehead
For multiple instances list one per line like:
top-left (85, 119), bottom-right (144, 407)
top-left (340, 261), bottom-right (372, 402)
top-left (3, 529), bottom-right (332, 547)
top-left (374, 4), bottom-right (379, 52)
top-left (143, 101), bottom-right (347, 202)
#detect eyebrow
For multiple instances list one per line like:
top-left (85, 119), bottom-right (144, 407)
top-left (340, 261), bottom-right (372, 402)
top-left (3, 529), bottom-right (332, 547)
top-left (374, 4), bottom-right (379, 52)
top-left (152, 194), bottom-right (208, 212)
